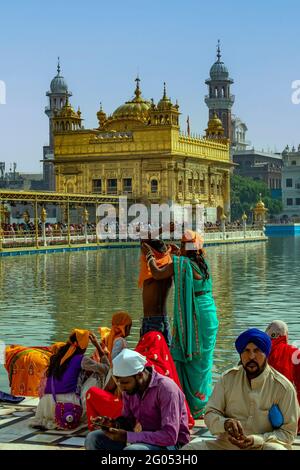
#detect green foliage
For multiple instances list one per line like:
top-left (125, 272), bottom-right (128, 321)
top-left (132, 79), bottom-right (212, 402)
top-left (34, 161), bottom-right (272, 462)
top-left (230, 175), bottom-right (282, 221)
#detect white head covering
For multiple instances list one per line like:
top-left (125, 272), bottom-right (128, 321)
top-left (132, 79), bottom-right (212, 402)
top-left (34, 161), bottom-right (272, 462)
top-left (112, 348), bottom-right (147, 377)
top-left (265, 320), bottom-right (288, 339)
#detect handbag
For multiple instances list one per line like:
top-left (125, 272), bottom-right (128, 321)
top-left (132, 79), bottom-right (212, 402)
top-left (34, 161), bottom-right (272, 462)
top-left (51, 377), bottom-right (83, 430)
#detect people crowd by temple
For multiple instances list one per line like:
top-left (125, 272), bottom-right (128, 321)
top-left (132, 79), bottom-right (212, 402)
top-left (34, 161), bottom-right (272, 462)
top-left (3, 225), bottom-right (300, 451)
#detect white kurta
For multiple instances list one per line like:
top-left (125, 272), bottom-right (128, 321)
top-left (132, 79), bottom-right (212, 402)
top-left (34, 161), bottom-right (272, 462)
top-left (183, 364), bottom-right (299, 450)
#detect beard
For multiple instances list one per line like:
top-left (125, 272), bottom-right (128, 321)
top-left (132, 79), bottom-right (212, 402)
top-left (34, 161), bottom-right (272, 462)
top-left (125, 381), bottom-right (139, 395)
top-left (243, 358), bottom-right (267, 379)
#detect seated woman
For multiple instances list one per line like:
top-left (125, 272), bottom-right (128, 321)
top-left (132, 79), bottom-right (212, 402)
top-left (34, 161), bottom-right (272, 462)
top-left (95, 311), bottom-right (132, 364)
top-left (266, 320), bottom-right (300, 433)
top-left (86, 312), bottom-right (132, 429)
top-left (78, 332), bottom-right (110, 413)
top-left (30, 329), bottom-right (90, 430)
top-left (5, 342), bottom-right (65, 397)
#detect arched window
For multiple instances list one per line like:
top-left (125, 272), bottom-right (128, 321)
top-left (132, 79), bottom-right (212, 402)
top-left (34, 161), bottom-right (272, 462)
top-left (67, 182), bottom-right (74, 193)
top-left (178, 179), bottom-right (183, 192)
top-left (151, 179), bottom-right (158, 193)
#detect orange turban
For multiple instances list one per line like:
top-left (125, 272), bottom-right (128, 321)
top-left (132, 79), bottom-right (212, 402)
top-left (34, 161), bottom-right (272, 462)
top-left (181, 230), bottom-right (204, 252)
top-left (60, 329), bottom-right (90, 365)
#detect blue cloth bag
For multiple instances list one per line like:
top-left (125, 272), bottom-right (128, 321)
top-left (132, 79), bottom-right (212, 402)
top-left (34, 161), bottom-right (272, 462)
top-left (268, 404), bottom-right (284, 429)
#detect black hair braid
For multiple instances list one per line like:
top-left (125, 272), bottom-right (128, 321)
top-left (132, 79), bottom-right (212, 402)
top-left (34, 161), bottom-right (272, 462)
top-left (186, 250), bottom-right (210, 280)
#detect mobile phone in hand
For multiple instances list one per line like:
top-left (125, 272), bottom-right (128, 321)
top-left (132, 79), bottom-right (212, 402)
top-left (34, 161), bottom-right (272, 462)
top-left (91, 416), bottom-right (116, 430)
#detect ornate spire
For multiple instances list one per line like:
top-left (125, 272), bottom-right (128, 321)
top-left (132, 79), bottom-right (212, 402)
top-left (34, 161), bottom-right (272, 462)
top-left (57, 56), bottom-right (61, 75)
top-left (163, 82), bottom-right (167, 99)
top-left (217, 39), bottom-right (221, 62)
top-left (134, 76), bottom-right (141, 100)
top-left (97, 101), bottom-right (107, 128)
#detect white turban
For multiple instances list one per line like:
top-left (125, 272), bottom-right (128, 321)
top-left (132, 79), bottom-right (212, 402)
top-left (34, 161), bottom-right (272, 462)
top-left (112, 349), bottom-right (147, 377)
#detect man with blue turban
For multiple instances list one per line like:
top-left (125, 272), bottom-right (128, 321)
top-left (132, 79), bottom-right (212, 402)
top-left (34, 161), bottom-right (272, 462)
top-left (182, 328), bottom-right (299, 451)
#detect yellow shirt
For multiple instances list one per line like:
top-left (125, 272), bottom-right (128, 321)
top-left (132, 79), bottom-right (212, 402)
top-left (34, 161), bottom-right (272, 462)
top-left (205, 364), bottom-right (299, 449)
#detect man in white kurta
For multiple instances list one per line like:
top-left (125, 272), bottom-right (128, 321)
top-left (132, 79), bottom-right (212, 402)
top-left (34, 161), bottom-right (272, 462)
top-left (183, 328), bottom-right (299, 450)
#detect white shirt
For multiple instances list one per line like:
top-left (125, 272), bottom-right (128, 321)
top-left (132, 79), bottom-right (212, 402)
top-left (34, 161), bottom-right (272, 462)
top-left (205, 364), bottom-right (299, 449)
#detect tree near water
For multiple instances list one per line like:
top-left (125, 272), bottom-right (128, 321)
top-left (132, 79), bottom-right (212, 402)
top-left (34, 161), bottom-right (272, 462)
top-left (230, 175), bottom-right (282, 221)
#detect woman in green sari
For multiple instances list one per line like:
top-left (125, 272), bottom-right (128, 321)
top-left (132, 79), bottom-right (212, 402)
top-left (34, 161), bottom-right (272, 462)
top-left (142, 230), bottom-right (218, 418)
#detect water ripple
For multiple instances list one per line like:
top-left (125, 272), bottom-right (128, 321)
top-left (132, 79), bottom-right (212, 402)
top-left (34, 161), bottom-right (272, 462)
top-left (1, 236), bottom-right (300, 390)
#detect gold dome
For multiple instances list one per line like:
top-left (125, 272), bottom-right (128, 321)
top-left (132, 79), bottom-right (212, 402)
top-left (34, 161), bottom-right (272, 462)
top-left (59, 96), bottom-right (80, 119)
top-left (111, 77), bottom-right (151, 123)
top-left (255, 197), bottom-right (265, 209)
top-left (206, 112), bottom-right (224, 136)
top-left (157, 82), bottom-right (173, 111)
top-left (254, 194), bottom-right (268, 213)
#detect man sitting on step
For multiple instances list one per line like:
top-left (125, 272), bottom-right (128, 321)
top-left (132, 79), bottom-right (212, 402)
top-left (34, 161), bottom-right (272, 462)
top-left (182, 328), bottom-right (299, 451)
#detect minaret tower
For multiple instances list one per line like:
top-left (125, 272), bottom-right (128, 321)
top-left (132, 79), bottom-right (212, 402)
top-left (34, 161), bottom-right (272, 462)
top-left (43, 58), bottom-right (72, 190)
top-left (205, 41), bottom-right (234, 140)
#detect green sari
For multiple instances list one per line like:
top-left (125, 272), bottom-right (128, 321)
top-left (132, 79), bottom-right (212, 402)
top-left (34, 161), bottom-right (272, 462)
top-left (171, 255), bottom-right (218, 418)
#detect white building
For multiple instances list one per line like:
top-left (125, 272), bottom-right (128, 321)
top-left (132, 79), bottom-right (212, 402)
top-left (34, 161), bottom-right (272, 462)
top-left (231, 115), bottom-right (250, 151)
top-left (281, 145), bottom-right (300, 217)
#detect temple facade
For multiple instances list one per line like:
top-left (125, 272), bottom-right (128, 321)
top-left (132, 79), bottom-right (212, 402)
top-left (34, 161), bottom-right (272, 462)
top-left (53, 74), bottom-right (233, 222)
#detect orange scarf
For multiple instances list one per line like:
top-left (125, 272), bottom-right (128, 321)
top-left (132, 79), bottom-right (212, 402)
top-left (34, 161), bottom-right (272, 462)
top-left (138, 246), bottom-right (172, 288)
top-left (99, 312), bottom-right (132, 358)
top-left (60, 329), bottom-right (90, 365)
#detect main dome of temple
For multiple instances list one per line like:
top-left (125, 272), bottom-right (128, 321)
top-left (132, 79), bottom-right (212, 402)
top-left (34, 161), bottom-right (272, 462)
top-left (111, 77), bottom-right (151, 122)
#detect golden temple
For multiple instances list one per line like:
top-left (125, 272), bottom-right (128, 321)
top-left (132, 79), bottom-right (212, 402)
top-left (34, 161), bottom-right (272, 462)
top-left (53, 77), bottom-right (232, 221)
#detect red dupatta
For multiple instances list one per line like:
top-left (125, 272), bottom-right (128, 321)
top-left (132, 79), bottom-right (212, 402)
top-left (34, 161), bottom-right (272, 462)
top-left (135, 331), bottom-right (195, 429)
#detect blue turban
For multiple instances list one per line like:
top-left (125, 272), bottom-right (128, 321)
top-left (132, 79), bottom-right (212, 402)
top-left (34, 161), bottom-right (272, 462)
top-left (235, 328), bottom-right (272, 357)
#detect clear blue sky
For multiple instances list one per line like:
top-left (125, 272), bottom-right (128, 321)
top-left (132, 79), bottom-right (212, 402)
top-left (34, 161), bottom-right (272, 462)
top-left (1, 0), bottom-right (300, 172)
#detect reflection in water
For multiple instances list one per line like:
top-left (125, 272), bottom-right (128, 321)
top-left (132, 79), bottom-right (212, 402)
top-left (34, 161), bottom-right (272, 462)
top-left (1, 237), bottom-right (300, 391)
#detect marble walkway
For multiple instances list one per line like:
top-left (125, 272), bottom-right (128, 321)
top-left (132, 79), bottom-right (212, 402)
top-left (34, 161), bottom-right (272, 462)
top-left (0, 398), bottom-right (300, 450)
